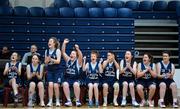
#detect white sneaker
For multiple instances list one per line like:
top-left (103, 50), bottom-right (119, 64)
top-left (121, 99), bottom-right (127, 107)
top-left (158, 100), bottom-right (166, 108)
top-left (28, 100), bottom-right (34, 107)
top-left (76, 101), bottom-right (82, 107)
top-left (148, 100), bottom-right (154, 107)
top-left (40, 101), bottom-right (45, 107)
top-left (140, 100), bottom-right (145, 107)
top-left (64, 101), bottom-right (72, 107)
top-left (113, 100), bottom-right (118, 107)
top-left (173, 102), bottom-right (178, 108)
top-left (103, 102), bottom-right (107, 107)
top-left (56, 101), bottom-right (60, 107)
top-left (47, 101), bottom-right (53, 107)
top-left (132, 100), bottom-right (139, 107)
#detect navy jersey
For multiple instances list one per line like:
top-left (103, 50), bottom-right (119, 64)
top-left (103, 62), bottom-right (116, 82)
top-left (141, 62), bottom-right (153, 80)
top-left (7, 62), bottom-right (19, 79)
top-left (160, 61), bottom-right (172, 75)
top-left (46, 49), bottom-right (61, 71)
top-left (87, 62), bottom-right (99, 80)
top-left (30, 64), bottom-right (41, 80)
top-left (122, 59), bottom-right (135, 78)
top-left (65, 59), bottom-right (80, 79)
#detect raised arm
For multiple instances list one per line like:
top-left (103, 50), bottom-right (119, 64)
top-left (75, 44), bottom-right (83, 66)
top-left (82, 56), bottom-right (87, 71)
top-left (61, 38), bottom-right (70, 62)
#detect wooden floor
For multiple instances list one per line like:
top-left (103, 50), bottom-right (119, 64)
top-left (0, 104), bottom-right (179, 109)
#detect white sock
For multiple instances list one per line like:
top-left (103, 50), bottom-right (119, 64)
top-left (159, 99), bottom-right (164, 102)
top-left (67, 98), bottom-right (71, 102)
top-left (113, 95), bottom-right (118, 102)
top-left (132, 97), bottom-right (135, 101)
top-left (173, 98), bottom-right (177, 102)
top-left (122, 96), bottom-right (126, 101)
top-left (76, 99), bottom-right (79, 102)
top-left (103, 97), bottom-right (107, 103)
top-left (49, 98), bottom-right (52, 103)
top-left (56, 98), bottom-right (59, 103)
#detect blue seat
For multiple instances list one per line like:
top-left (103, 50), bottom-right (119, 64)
top-left (112, 0), bottom-right (125, 8)
top-left (97, 0), bottom-right (111, 8)
top-left (0, 6), bottom-right (13, 16)
top-left (125, 1), bottom-right (139, 11)
top-left (89, 8), bottom-right (103, 17)
top-left (68, 0), bottom-right (83, 8)
top-left (54, 0), bottom-right (69, 8)
top-left (168, 0), bottom-right (180, 11)
top-left (139, 1), bottom-right (153, 11)
top-left (118, 8), bottom-right (132, 18)
top-left (29, 7), bottom-right (44, 17)
top-left (0, 0), bottom-right (9, 6)
top-left (59, 7), bottom-right (74, 17)
top-left (177, 6), bottom-right (180, 17)
top-left (103, 8), bottom-right (117, 18)
top-left (153, 1), bottom-right (167, 11)
top-left (83, 0), bottom-right (96, 8)
top-left (44, 7), bottom-right (59, 17)
top-left (14, 6), bottom-right (29, 16)
top-left (74, 7), bottom-right (89, 18)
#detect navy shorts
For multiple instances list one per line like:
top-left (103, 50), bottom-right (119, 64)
top-left (136, 79), bottom-right (156, 89)
top-left (28, 77), bottom-right (43, 86)
top-left (119, 77), bottom-right (135, 86)
top-left (158, 79), bottom-right (175, 87)
top-left (63, 78), bottom-right (80, 86)
top-left (101, 79), bottom-right (116, 87)
top-left (4, 77), bottom-right (21, 87)
top-left (47, 70), bottom-right (63, 84)
top-left (86, 78), bottom-right (99, 85)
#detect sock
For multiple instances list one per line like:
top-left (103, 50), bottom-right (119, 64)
top-left (103, 97), bottom-right (107, 103)
top-left (173, 98), bottom-right (177, 103)
top-left (56, 98), bottom-right (59, 103)
top-left (96, 99), bottom-right (99, 103)
top-left (159, 99), bottom-right (164, 102)
top-left (49, 98), bottom-right (52, 103)
top-left (14, 90), bottom-right (18, 95)
top-left (122, 96), bottom-right (126, 101)
top-left (113, 95), bottom-right (118, 102)
top-left (132, 97), bottom-right (135, 101)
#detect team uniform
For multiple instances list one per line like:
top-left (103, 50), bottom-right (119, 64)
top-left (86, 62), bottom-right (100, 85)
top-left (102, 62), bottom-right (117, 87)
top-left (45, 49), bottom-right (62, 84)
top-left (4, 62), bottom-right (21, 86)
top-left (158, 61), bottom-right (175, 87)
top-left (119, 59), bottom-right (136, 85)
top-left (64, 59), bottom-right (81, 86)
top-left (27, 64), bottom-right (43, 85)
top-left (136, 62), bottom-right (156, 88)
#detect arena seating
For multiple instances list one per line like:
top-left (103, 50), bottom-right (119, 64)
top-left (0, 0), bottom-right (180, 107)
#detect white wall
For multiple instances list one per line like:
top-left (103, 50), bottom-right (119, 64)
top-left (174, 69), bottom-right (180, 88)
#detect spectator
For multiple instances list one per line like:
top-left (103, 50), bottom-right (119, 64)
top-left (21, 45), bottom-right (40, 66)
top-left (0, 46), bottom-right (11, 59)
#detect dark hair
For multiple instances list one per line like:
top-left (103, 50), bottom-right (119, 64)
top-left (49, 37), bottom-right (60, 49)
top-left (144, 52), bottom-right (153, 63)
top-left (32, 54), bottom-right (41, 61)
top-left (125, 50), bottom-right (135, 62)
top-left (108, 51), bottom-right (119, 62)
top-left (91, 50), bottom-right (99, 58)
top-left (162, 51), bottom-right (171, 56)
